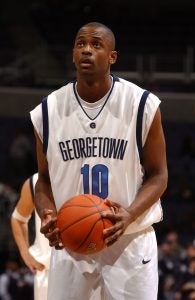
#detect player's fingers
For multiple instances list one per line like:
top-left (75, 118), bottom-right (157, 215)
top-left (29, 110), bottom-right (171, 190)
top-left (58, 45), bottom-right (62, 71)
top-left (49, 240), bottom-right (60, 247)
top-left (44, 228), bottom-right (62, 248)
top-left (103, 218), bottom-right (124, 234)
top-left (44, 227), bottom-right (59, 239)
top-left (42, 209), bottom-right (54, 216)
top-left (40, 217), bottom-right (57, 234)
top-left (55, 243), bottom-right (64, 250)
top-left (104, 199), bottom-right (120, 208)
top-left (49, 234), bottom-right (62, 248)
top-left (28, 263), bottom-right (44, 274)
top-left (104, 199), bottom-right (120, 214)
top-left (104, 228), bottom-right (124, 246)
top-left (101, 211), bottom-right (122, 222)
top-left (28, 265), bottom-right (37, 274)
top-left (34, 262), bottom-right (45, 271)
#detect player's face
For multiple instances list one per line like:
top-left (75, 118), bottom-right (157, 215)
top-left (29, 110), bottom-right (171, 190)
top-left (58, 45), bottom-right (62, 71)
top-left (73, 26), bottom-right (117, 77)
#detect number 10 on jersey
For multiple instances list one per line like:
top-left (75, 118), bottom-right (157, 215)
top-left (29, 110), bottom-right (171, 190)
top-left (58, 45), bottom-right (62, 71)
top-left (81, 164), bottom-right (108, 199)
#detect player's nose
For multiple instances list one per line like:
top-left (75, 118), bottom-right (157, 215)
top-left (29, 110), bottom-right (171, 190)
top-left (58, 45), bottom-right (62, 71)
top-left (82, 43), bottom-right (92, 54)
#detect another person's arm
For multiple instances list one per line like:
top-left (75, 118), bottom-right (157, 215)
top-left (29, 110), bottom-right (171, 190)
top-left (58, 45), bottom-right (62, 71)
top-left (11, 178), bottom-right (44, 273)
top-left (103, 108), bottom-right (168, 244)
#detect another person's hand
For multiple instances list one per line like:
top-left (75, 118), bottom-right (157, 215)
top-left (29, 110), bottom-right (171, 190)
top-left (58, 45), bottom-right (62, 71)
top-left (21, 251), bottom-right (45, 274)
top-left (102, 199), bottom-right (133, 246)
top-left (40, 209), bottom-right (63, 249)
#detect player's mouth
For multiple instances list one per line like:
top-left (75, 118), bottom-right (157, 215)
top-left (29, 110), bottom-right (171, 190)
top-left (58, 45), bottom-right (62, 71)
top-left (79, 58), bottom-right (93, 67)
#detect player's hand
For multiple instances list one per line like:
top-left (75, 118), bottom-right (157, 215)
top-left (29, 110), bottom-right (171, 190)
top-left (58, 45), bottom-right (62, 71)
top-left (21, 251), bottom-right (45, 274)
top-left (102, 199), bottom-right (133, 246)
top-left (40, 209), bottom-right (63, 250)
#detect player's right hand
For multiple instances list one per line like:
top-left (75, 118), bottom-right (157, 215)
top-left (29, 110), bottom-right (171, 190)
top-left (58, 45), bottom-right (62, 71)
top-left (40, 209), bottom-right (63, 250)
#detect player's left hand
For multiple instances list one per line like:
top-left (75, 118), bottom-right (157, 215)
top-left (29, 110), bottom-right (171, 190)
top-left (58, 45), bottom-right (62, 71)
top-left (102, 199), bottom-right (133, 246)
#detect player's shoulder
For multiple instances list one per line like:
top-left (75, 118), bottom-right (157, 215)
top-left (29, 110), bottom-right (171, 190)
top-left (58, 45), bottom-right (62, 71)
top-left (113, 75), bottom-right (145, 101)
top-left (22, 173), bottom-right (38, 200)
top-left (23, 173), bottom-right (38, 189)
top-left (20, 176), bottom-right (34, 199)
top-left (49, 79), bottom-right (75, 99)
top-left (114, 75), bottom-right (143, 93)
top-left (114, 75), bottom-right (160, 104)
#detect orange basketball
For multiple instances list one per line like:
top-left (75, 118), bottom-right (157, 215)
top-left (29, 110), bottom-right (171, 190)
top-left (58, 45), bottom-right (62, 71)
top-left (56, 194), bottom-right (114, 255)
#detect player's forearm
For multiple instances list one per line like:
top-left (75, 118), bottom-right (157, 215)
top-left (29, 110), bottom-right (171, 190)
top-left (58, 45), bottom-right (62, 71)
top-left (35, 176), bottom-right (57, 220)
top-left (11, 218), bottom-right (30, 255)
top-left (126, 171), bottom-right (167, 223)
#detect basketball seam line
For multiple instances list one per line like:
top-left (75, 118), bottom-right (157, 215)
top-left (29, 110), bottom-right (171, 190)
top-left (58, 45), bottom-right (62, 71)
top-left (76, 218), bottom-right (104, 252)
top-left (84, 195), bottom-right (109, 231)
top-left (59, 210), bottom-right (106, 233)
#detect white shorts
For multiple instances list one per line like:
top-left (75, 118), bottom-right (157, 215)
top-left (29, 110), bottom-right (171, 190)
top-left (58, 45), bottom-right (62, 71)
top-left (34, 269), bottom-right (49, 300)
top-left (48, 226), bottom-right (158, 300)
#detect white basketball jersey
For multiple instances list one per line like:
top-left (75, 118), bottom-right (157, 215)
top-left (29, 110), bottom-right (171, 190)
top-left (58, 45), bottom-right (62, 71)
top-left (30, 75), bottom-right (162, 234)
top-left (29, 173), bottom-right (51, 269)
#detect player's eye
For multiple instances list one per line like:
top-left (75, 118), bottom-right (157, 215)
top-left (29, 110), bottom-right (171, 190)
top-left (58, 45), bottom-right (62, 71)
top-left (93, 42), bottom-right (100, 48)
top-left (77, 41), bottom-right (85, 47)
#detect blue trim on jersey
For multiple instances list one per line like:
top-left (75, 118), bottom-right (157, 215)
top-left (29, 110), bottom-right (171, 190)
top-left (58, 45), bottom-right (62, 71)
top-left (110, 74), bottom-right (120, 82)
top-left (29, 175), bottom-right (34, 201)
top-left (136, 90), bottom-right (150, 165)
top-left (41, 97), bottom-right (49, 155)
top-left (73, 75), bottom-right (116, 121)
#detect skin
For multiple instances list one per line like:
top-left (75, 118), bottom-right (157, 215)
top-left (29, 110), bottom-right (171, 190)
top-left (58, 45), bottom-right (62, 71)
top-left (103, 107), bottom-right (167, 245)
top-left (73, 23), bottom-right (117, 102)
top-left (34, 22), bottom-right (168, 248)
top-left (11, 178), bottom-right (45, 273)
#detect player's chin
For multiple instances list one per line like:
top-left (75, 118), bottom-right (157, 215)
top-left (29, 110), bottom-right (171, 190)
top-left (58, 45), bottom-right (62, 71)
top-left (78, 66), bottom-right (95, 74)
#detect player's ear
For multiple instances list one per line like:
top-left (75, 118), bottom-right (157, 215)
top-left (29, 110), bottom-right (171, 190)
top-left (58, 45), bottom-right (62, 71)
top-left (109, 50), bottom-right (117, 65)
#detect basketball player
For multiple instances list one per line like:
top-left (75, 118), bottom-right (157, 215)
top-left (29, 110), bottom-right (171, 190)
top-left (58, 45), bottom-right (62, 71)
top-left (11, 173), bottom-right (51, 300)
top-left (30, 22), bottom-right (168, 300)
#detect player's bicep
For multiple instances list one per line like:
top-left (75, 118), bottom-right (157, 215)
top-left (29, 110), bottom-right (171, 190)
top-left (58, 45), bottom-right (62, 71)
top-left (34, 128), bottom-right (50, 181)
top-left (16, 179), bottom-right (34, 217)
top-left (142, 108), bottom-right (167, 177)
top-left (34, 129), bottom-right (56, 217)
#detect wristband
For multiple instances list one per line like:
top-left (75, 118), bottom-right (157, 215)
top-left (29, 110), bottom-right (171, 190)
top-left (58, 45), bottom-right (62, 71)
top-left (12, 208), bottom-right (31, 223)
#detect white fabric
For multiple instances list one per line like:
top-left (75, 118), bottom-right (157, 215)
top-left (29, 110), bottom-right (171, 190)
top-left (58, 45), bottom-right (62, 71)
top-left (28, 173), bottom-right (51, 300)
top-left (12, 207), bottom-right (31, 223)
top-left (78, 93), bottom-right (109, 119)
top-left (30, 76), bottom-right (162, 234)
top-left (75, 76), bottom-right (113, 119)
top-left (29, 211), bottom-right (51, 271)
top-left (29, 173), bottom-right (51, 270)
top-left (30, 77), bottom-right (161, 300)
top-left (47, 227), bottom-right (158, 300)
top-left (34, 269), bottom-right (49, 300)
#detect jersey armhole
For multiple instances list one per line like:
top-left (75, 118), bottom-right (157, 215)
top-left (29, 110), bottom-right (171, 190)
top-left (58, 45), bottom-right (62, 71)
top-left (29, 175), bottom-right (34, 202)
top-left (136, 90), bottom-right (150, 165)
top-left (41, 97), bottom-right (49, 155)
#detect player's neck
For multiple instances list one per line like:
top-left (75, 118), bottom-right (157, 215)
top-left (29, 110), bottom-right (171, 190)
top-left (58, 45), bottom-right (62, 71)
top-left (76, 75), bottom-right (112, 103)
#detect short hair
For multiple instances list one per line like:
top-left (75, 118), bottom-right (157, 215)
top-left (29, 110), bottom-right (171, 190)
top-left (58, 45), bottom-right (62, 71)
top-left (76, 22), bottom-right (116, 50)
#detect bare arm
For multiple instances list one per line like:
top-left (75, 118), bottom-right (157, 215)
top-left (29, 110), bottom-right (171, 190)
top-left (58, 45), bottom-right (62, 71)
top-left (103, 108), bottom-right (168, 244)
top-left (34, 129), bottom-right (62, 249)
top-left (34, 129), bottom-right (56, 218)
top-left (126, 107), bottom-right (168, 220)
top-left (11, 178), bottom-right (45, 273)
